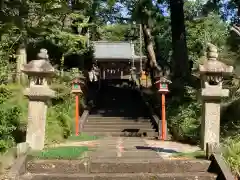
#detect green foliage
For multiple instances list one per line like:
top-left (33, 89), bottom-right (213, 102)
top-left (0, 105), bottom-right (21, 151)
top-left (223, 137), bottom-right (240, 176)
top-left (67, 134), bottom-right (99, 142)
top-left (0, 0), bottom-right (92, 70)
top-left (167, 86), bottom-right (201, 144)
top-left (46, 101), bottom-right (74, 144)
top-left (186, 12), bottom-right (229, 67)
top-left (0, 85), bottom-right (24, 152)
top-left (0, 70), bottom-right (86, 152)
top-left (46, 74), bottom-right (78, 144)
top-left (172, 150), bottom-right (205, 159)
top-left (100, 24), bottom-right (130, 41)
top-left (30, 146), bottom-right (89, 160)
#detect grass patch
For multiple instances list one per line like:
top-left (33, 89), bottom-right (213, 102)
top-left (171, 150), bottom-right (206, 159)
top-left (67, 133), bottom-right (99, 142)
top-left (30, 146), bottom-right (89, 160)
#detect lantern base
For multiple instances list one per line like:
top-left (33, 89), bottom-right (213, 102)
top-left (71, 89), bottom-right (82, 94)
top-left (158, 90), bottom-right (169, 94)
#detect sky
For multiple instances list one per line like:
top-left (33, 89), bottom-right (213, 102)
top-left (114, 0), bottom-right (237, 24)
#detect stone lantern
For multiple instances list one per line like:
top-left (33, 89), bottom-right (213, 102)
top-left (155, 76), bottom-right (171, 94)
top-left (71, 77), bottom-right (84, 136)
top-left (199, 43), bottom-right (233, 151)
top-left (154, 68), bottom-right (171, 140)
top-left (71, 77), bottom-right (83, 94)
top-left (21, 49), bottom-right (55, 150)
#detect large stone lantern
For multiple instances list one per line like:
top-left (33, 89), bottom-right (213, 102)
top-left (199, 43), bottom-right (233, 151)
top-left (21, 49), bottom-right (55, 150)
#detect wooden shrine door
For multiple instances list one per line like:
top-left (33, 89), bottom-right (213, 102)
top-left (99, 62), bottom-right (130, 80)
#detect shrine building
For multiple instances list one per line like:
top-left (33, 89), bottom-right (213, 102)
top-left (93, 41), bottom-right (146, 80)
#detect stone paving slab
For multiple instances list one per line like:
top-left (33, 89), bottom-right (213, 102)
top-left (83, 131), bottom-right (157, 137)
top-left (88, 151), bottom-right (160, 158)
top-left (83, 128), bottom-right (154, 132)
top-left (27, 159), bottom-right (88, 174)
top-left (93, 146), bottom-right (154, 151)
top-left (23, 172), bottom-right (217, 180)
top-left (90, 159), bottom-right (210, 173)
top-left (95, 144), bottom-right (146, 149)
top-left (88, 137), bottom-right (160, 160)
top-left (144, 139), bottom-right (201, 158)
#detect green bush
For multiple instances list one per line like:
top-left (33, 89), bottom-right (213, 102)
top-left (223, 136), bottom-right (240, 176)
top-left (44, 80), bottom-right (75, 145)
top-left (167, 86), bottom-right (201, 144)
top-left (166, 85), bottom-right (240, 174)
top-left (31, 146), bottom-right (89, 160)
top-left (0, 106), bottom-right (21, 151)
top-left (45, 71), bottom-right (86, 145)
top-left (0, 73), bottom-right (86, 152)
top-left (0, 84), bottom-right (24, 152)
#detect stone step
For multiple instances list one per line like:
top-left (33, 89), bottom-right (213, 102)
top-left (90, 159), bottom-right (211, 173)
top-left (88, 116), bottom-right (150, 119)
top-left (82, 128), bottom-right (156, 133)
top-left (87, 150), bottom-right (160, 159)
top-left (92, 145), bottom-right (147, 152)
top-left (81, 131), bottom-right (157, 137)
top-left (83, 124), bottom-right (153, 129)
top-left (89, 115), bottom-right (148, 118)
top-left (27, 159), bottom-right (88, 174)
top-left (85, 120), bottom-right (152, 125)
top-left (27, 159), bottom-right (211, 174)
top-left (94, 140), bottom-right (148, 146)
top-left (87, 118), bottom-right (151, 123)
top-left (22, 172), bottom-right (217, 180)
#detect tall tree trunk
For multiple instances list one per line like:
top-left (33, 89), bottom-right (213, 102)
top-left (235, 1), bottom-right (240, 23)
top-left (170, 0), bottom-right (189, 81)
top-left (142, 23), bottom-right (161, 86)
top-left (88, 0), bottom-right (99, 41)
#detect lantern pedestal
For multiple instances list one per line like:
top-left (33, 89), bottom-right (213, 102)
top-left (71, 78), bottom-right (83, 136)
top-left (155, 77), bottom-right (171, 141)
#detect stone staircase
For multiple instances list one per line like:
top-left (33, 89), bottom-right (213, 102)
top-left (15, 81), bottom-right (227, 180)
top-left (82, 116), bottom-right (157, 137)
top-left (82, 83), bottom-right (157, 137)
top-left (22, 137), bottom-right (217, 180)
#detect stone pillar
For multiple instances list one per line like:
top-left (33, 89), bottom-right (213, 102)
top-left (16, 46), bottom-right (27, 85)
top-left (21, 49), bottom-right (55, 150)
top-left (199, 43), bottom-right (233, 151)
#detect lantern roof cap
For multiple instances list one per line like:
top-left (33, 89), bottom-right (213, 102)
top-left (155, 76), bottom-right (172, 84)
top-left (21, 59), bottom-right (55, 76)
top-left (199, 43), bottom-right (233, 75)
top-left (71, 76), bottom-right (85, 84)
top-left (37, 49), bottom-right (49, 60)
top-left (21, 49), bottom-right (54, 77)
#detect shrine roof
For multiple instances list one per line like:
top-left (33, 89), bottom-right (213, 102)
top-left (93, 41), bottom-right (145, 61)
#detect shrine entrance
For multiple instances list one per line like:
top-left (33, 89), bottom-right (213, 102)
top-left (92, 41), bottom-right (146, 80)
top-left (98, 61), bottom-right (130, 80)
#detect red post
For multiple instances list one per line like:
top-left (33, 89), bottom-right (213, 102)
top-left (155, 77), bottom-right (170, 141)
top-left (75, 95), bottom-right (79, 136)
top-left (71, 77), bottom-right (83, 136)
top-left (161, 94), bottom-right (166, 140)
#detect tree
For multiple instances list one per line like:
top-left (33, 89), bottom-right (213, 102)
top-left (169, 0), bottom-right (189, 81)
top-left (0, 0), bottom-right (92, 75)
